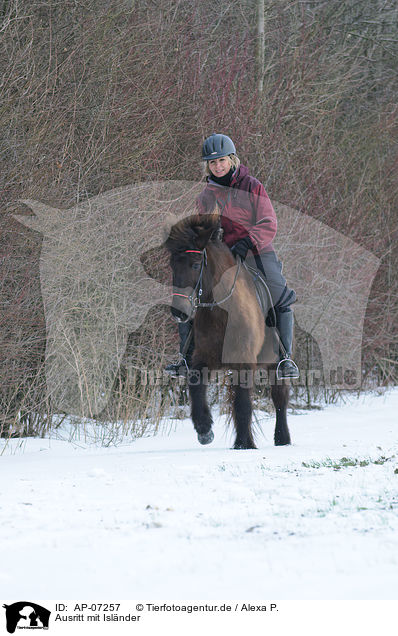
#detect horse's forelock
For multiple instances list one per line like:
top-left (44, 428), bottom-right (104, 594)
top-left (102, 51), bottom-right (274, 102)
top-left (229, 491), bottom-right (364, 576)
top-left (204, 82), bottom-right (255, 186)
top-left (165, 218), bottom-right (196, 253)
top-left (166, 214), bottom-right (219, 253)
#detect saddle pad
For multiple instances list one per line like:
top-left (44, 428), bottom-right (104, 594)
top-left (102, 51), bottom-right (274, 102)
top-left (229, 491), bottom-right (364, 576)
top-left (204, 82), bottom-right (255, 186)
top-left (244, 263), bottom-right (272, 317)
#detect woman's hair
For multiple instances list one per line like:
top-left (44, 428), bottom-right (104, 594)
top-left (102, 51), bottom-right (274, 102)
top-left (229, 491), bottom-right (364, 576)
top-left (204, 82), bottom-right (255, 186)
top-left (204, 153), bottom-right (240, 177)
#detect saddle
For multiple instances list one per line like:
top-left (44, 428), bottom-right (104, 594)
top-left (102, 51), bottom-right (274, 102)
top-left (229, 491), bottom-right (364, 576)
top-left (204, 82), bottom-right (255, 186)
top-left (243, 263), bottom-right (272, 318)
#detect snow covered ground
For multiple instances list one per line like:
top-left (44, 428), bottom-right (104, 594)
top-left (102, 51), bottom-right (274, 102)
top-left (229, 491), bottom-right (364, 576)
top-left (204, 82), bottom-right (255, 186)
top-left (1, 389), bottom-right (398, 600)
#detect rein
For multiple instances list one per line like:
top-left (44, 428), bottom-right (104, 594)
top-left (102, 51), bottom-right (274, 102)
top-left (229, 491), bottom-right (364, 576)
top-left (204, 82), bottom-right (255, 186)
top-left (172, 247), bottom-right (242, 323)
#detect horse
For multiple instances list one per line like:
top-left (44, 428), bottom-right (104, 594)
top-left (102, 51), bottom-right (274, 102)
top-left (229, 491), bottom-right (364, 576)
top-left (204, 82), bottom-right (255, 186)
top-left (164, 213), bottom-right (291, 450)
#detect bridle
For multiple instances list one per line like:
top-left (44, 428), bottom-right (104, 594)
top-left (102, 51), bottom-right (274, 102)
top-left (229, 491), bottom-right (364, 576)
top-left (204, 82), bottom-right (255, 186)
top-left (172, 247), bottom-right (242, 323)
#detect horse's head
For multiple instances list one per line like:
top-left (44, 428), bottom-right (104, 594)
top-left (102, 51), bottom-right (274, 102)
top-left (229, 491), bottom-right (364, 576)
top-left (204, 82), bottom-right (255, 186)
top-left (164, 213), bottom-right (221, 322)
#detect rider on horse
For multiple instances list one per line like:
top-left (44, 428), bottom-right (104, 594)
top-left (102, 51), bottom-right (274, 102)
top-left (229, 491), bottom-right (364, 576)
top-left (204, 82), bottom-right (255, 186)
top-left (166, 133), bottom-right (299, 380)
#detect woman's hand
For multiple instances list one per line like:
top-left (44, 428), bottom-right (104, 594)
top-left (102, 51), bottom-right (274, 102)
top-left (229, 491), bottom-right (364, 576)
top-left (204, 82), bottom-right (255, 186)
top-left (230, 236), bottom-right (253, 260)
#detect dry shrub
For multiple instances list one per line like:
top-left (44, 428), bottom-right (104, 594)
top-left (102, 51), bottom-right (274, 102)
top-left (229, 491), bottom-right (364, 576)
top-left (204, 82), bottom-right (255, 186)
top-left (0, 0), bottom-right (397, 435)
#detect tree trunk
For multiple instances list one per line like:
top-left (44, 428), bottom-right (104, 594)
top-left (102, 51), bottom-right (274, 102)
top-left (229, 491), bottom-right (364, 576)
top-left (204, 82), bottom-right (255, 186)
top-left (257, 0), bottom-right (265, 93)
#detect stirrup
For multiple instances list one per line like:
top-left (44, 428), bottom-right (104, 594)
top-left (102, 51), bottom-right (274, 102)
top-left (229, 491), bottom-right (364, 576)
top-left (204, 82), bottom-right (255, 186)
top-left (164, 354), bottom-right (189, 377)
top-left (276, 357), bottom-right (300, 380)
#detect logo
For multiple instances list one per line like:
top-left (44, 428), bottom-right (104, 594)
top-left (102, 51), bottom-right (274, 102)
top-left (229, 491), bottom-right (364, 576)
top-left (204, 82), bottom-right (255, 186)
top-left (2, 603), bottom-right (51, 633)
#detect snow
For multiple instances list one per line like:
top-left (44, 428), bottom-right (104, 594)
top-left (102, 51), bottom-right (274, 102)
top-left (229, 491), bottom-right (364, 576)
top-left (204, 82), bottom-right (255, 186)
top-left (1, 389), bottom-right (398, 600)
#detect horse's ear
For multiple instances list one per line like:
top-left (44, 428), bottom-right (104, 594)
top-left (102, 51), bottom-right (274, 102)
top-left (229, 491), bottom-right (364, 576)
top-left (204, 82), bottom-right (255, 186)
top-left (162, 214), bottom-right (179, 244)
top-left (210, 203), bottom-right (221, 223)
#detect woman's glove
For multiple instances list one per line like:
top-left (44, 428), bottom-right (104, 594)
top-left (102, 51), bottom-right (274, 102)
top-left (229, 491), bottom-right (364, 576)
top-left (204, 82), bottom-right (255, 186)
top-left (230, 236), bottom-right (253, 260)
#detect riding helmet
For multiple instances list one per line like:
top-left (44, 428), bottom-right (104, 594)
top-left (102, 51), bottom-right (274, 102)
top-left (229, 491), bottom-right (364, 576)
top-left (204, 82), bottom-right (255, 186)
top-left (201, 133), bottom-right (236, 160)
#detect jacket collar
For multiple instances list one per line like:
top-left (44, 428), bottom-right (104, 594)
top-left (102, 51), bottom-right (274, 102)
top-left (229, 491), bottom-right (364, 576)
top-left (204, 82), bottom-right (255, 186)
top-left (230, 164), bottom-right (249, 186)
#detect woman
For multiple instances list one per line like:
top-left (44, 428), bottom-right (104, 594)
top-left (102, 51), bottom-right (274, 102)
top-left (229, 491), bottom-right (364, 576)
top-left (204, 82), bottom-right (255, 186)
top-left (165, 133), bottom-right (299, 379)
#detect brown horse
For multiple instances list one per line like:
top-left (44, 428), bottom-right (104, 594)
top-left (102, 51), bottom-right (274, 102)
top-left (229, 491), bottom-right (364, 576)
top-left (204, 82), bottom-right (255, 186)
top-left (165, 213), bottom-right (291, 450)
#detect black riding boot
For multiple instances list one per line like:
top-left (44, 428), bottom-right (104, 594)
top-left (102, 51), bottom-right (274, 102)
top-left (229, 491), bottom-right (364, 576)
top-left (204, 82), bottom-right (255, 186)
top-left (165, 321), bottom-right (194, 376)
top-left (275, 310), bottom-right (299, 380)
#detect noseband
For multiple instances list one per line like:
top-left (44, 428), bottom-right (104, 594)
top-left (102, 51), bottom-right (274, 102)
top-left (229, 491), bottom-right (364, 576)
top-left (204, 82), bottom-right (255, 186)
top-left (172, 248), bottom-right (241, 323)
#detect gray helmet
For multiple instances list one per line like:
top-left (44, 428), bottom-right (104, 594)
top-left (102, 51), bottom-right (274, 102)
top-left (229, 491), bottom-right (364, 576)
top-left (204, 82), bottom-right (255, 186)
top-left (202, 133), bottom-right (236, 161)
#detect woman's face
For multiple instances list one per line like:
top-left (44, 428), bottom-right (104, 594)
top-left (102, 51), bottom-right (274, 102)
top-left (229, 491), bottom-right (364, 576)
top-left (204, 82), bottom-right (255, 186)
top-left (208, 156), bottom-right (231, 178)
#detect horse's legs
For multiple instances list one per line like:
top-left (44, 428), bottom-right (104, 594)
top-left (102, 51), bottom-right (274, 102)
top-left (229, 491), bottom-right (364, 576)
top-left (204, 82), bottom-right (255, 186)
top-left (188, 365), bottom-right (214, 445)
top-left (271, 380), bottom-right (291, 446)
top-left (232, 384), bottom-right (256, 450)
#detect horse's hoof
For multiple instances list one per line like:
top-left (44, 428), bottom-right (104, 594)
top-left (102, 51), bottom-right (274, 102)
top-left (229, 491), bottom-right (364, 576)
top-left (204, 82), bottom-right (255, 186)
top-left (274, 434), bottom-right (291, 446)
top-left (233, 442), bottom-right (257, 450)
top-left (198, 430), bottom-right (214, 445)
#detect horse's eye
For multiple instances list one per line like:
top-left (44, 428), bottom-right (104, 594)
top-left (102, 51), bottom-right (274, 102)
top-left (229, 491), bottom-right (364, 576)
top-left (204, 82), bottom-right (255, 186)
top-left (192, 262), bottom-right (201, 270)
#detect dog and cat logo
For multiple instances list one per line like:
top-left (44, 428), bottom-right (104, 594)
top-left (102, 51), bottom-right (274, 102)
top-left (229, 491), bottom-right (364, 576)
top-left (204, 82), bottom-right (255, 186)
top-left (2, 603), bottom-right (50, 633)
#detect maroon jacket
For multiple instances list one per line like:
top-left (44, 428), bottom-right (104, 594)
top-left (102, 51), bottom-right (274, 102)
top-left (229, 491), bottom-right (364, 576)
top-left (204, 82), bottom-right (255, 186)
top-left (196, 165), bottom-right (277, 254)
